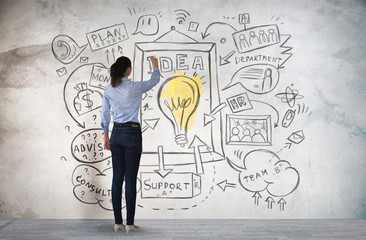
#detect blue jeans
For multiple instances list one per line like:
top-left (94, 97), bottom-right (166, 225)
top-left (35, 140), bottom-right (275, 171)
top-left (110, 122), bottom-right (142, 225)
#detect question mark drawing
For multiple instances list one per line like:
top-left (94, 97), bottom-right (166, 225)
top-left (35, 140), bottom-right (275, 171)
top-left (81, 191), bottom-right (85, 198)
top-left (65, 125), bottom-right (72, 134)
top-left (93, 133), bottom-right (97, 140)
top-left (107, 160), bottom-right (111, 166)
top-left (84, 168), bottom-right (89, 175)
top-left (92, 115), bottom-right (97, 122)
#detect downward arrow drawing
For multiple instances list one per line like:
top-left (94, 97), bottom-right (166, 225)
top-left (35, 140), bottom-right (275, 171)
top-left (251, 100), bottom-right (280, 127)
top-left (219, 50), bottom-right (236, 66)
top-left (188, 135), bottom-right (207, 175)
top-left (154, 146), bottom-right (173, 178)
top-left (204, 102), bottom-right (227, 126)
top-left (141, 118), bottom-right (160, 133)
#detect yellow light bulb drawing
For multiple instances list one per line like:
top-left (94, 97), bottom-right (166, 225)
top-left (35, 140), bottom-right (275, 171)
top-left (157, 72), bottom-right (203, 147)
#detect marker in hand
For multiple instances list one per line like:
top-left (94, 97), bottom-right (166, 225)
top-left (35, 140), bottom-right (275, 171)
top-left (149, 56), bottom-right (159, 68)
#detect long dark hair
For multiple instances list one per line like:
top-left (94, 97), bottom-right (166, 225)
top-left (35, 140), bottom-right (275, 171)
top-left (110, 56), bottom-right (131, 87)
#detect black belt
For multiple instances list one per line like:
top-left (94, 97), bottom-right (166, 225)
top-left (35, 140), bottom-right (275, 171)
top-left (114, 121), bottom-right (140, 127)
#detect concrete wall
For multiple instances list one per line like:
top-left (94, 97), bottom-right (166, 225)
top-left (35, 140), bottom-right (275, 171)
top-left (0, 0), bottom-right (365, 219)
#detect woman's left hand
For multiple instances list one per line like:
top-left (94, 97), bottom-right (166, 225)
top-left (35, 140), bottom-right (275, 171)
top-left (104, 132), bottom-right (110, 150)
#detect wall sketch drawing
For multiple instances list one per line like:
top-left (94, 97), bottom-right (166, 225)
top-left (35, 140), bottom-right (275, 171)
top-left (275, 85), bottom-right (304, 108)
top-left (287, 130), bottom-right (305, 148)
top-left (282, 109), bottom-right (296, 128)
top-left (223, 64), bottom-right (279, 94)
top-left (54, 7), bottom-right (307, 213)
top-left (56, 67), bottom-right (67, 77)
top-left (227, 149), bottom-right (300, 197)
top-left (226, 114), bottom-right (272, 146)
top-left (238, 13), bottom-right (250, 29)
top-left (80, 56), bottom-right (89, 63)
top-left (86, 23), bottom-right (129, 51)
top-left (157, 72), bottom-right (202, 147)
top-left (133, 14), bottom-right (160, 36)
top-left (175, 9), bottom-right (191, 25)
top-left (52, 35), bottom-right (87, 64)
top-left (188, 22), bottom-right (199, 32)
top-left (226, 92), bottom-right (253, 113)
top-left (232, 24), bottom-right (280, 53)
top-left (71, 128), bottom-right (111, 163)
top-left (133, 29), bottom-right (224, 159)
top-left (63, 63), bottom-right (107, 128)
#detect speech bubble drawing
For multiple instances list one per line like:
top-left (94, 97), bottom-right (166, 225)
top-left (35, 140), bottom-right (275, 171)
top-left (223, 64), bottom-right (279, 94)
top-left (52, 35), bottom-right (87, 64)
top-left (228, 149), bottom-right (299, 197)
top-left (71, 128), bottom-right (111, 163)
top-left (133, 14), bottom-right (159, 36)
top-left (72, 164), bottom-right (141, 211)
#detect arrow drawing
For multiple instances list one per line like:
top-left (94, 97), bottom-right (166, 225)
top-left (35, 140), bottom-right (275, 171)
top-left (141, 118), bottom-right (160, 133)
top-left (105, 49), bottom-right (111, 64)
top-left (251, 100), bottom-right (279, 127)
top-left (143, 103), bottom-right (152, 111)
top-left (285, 142), bottom-right (292, 149)
top-left (111, 48), bottom-right (116, 62)
top-left (252, 192), bottom-right (262, 205)
top-left (278, 198), bottom-right (287, 211)
top-left (219, 50), bottom-right (236, 66)
top-left (217, 180), bottom-right (236, 192)
top-left (154, 146), bottom-right (173, 178)
top-left (277, 34), bottom-right (293, 69)
top-left (188, 135), bottom-right (207, 175)
top-left (118, 45), bottom-right (123, 55)
top-left (204, 102), bottom-right (227, 126)
top-left (201, 22), bottom-right (237, 39)
top-left (265, 196), bottom-right (275, 209)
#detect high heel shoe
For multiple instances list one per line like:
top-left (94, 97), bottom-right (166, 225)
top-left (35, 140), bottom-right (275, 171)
top-left (125, 225), bottom-right (139, 234)
top-left (114, 224), bottom-right (125, 232)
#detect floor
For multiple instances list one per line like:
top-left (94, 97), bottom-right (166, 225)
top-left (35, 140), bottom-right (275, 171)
top-left (0, 219), bottom-right (365, 240)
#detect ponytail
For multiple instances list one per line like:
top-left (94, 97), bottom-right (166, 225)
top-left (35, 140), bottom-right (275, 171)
top-left (110, 56), bottom-right (131, 87)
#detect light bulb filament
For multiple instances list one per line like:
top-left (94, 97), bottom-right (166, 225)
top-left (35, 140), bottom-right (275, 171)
top-left (164, 97), bottom-right (192, 128)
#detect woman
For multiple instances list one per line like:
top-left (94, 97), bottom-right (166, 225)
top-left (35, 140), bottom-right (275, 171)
top-left (101, 56), bottom-right (160, 234)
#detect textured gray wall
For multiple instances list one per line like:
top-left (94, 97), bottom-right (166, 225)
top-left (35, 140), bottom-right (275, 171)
top-left (0, 0), bottom-right (365, 219)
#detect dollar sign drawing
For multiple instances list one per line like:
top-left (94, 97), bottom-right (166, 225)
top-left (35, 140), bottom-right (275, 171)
top-left (81, 90), bottom-right (93, 110)
top-left (73, 83), bottom-right (103, 116)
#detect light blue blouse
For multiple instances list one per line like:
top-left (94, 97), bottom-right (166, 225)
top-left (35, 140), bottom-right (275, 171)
top-left (100, 67), bottom-right (160, 132)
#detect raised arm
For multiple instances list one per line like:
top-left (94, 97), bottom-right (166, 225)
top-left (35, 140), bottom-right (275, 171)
top-left (136, 57), bottom-right (160, 93)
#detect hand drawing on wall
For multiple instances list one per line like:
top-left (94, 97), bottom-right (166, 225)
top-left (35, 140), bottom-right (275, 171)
top-left (54, 9), bottom-right (308, 213)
